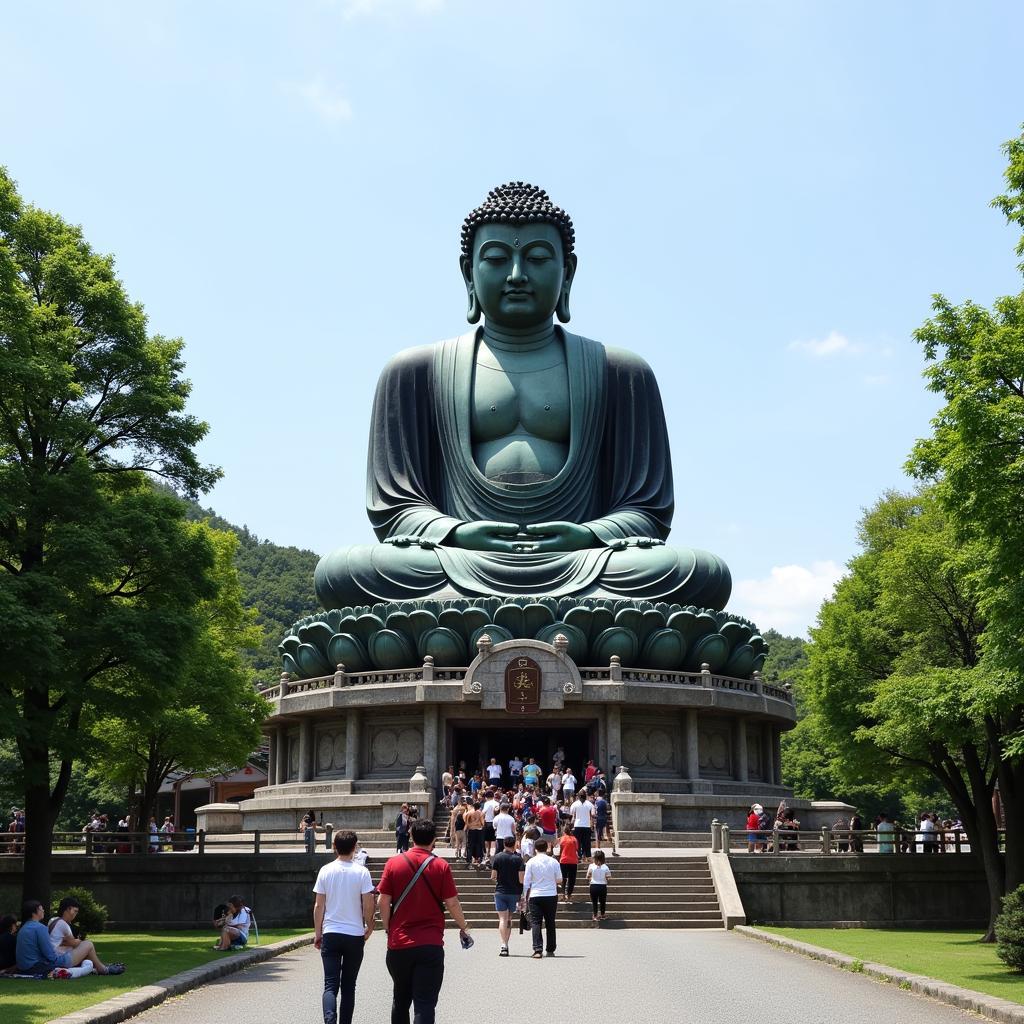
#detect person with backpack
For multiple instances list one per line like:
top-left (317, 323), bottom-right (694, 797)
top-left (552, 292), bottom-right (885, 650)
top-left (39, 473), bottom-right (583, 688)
top-left (313, 829), bottom-right (375, 1024)
top-left (378, 819), bottom-right (472, 1024)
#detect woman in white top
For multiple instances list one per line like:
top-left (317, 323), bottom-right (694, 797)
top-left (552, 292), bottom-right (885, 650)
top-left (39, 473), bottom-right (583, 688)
top-left (214, 895), bottom-right (252, 950)
top-left (586, 850), bottom-right (612, 921)
top-left (521, 838), bottom-right (562, 958)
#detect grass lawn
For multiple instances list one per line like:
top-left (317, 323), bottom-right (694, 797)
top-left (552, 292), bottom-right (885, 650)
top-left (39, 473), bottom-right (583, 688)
top-left (1, 929), bottom-right (310, 1024)
top-left (758, 927), bottom-right (1024, 1005)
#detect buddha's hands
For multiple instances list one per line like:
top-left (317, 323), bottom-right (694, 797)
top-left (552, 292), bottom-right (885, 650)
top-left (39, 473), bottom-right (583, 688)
top-left (450, 521), bottom-right (523, 552)
top-left (521, 522), bottom-right (596, 552)
top-left (607, 536), bottom-right (665, 550)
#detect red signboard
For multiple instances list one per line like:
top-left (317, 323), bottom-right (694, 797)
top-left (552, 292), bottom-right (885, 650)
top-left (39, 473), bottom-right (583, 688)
top-left (505, 656), bottom-right (541, 714)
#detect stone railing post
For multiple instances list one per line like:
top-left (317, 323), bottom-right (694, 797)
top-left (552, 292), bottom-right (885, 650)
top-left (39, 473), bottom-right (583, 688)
top-left (609, 654), bottom-right (622, 681)
top-left (821, 826), bottom-right (831, 855)
top-left (553, 633), bottom-right (569, 656)
top-left (613, 765), bottom-right (633, 794)
top-left (701, 662), bottom-right (712, 687)
top-left (325, 824), bottom-right (333, 852)
top-left (422, 655), bottom-right (434, 682)
top-left (711, 819), bottom-right (722, 853)
top-left (197, 829), bottom-right (206, 855)
top-left (253, 829), bottom-right (261, 855)
top-left (772, 827), bottom-right (781, 855)
top-left (752, 670), bottom-right (764, 695)
top-left (279, 671), bottom-right (291, 697)
top-left (721, 823), bottom-right (731, 852)
top-left (477, 634), bottom-right (493, 657)
top-left (410, 765), bottom-right (429, 802)
top-left (334, 663), bottom-right (346, 687)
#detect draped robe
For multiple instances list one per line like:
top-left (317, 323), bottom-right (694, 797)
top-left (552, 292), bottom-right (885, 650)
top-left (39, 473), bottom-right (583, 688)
top-left (313, 328), bottom-right (731, 608)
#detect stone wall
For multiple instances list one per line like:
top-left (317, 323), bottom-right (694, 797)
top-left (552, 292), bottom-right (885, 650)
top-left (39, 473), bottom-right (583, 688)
top-left (730, 854), bottom-right (990, 928)
top-left (0, 854), bottom-right (337, 929)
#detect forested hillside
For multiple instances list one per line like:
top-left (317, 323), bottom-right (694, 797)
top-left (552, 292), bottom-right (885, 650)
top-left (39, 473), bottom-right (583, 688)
top-left (182, 502), bottom-right (320, 679)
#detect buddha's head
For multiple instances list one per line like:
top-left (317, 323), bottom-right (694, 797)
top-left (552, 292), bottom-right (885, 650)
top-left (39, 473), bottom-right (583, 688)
top-left (460, 182), bottom-right (578, 328)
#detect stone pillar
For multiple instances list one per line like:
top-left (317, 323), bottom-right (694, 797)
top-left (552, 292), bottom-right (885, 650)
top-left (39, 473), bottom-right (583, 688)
top-left (685, 710), bottom-right (700, 780)
top-left (345, 709), bottom-right (362, 781)
top-left (606, 706), bottom-right (621, 774)
top-left (266, 731), bottom-right (277, 788)
top-left (772, 726), bottom-right (783, 785)
top-left (735, 718), bottom-right (749, 783)
top-left (423, 705), bottom-right (439, 792)
top-left (764, 724), bottom-right (775, 786)
top-left (298, 718), bottom-right (314, 783)
top-left (274, 726), bottom-right (286, 784)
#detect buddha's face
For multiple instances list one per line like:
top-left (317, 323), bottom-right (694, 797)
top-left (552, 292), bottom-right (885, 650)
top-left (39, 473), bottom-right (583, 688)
top-left (462, 222), bottom-right (576, 328)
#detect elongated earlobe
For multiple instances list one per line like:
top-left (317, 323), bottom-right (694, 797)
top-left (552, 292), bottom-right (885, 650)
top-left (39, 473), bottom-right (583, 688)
top-left (466, 289), bottom-right (481, 324)
top-left (556, 288), bottom-right (571, 323)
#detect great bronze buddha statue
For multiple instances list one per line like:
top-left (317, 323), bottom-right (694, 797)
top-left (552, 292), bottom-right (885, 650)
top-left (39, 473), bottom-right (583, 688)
top-left (314, 182), bottom-right (731, 611)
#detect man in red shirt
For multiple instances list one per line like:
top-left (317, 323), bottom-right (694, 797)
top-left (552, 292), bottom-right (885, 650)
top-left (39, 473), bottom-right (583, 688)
top-left (536, 798), bottom-right (559, 845)
top-left (584, 760), bottom-right (597, 783)
top-left (378, 819), bottom-right (472, 1024)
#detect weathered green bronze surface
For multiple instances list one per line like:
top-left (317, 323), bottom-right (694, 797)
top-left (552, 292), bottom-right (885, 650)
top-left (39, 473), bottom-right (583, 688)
top-left (314, 182), bottom-right (732, 611)
top-left (280, 596), bottom-right (767, 679)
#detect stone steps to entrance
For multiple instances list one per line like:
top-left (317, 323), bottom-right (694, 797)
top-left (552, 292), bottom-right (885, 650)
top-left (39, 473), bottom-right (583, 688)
top-left (437, 856), bottom-right (722, 929)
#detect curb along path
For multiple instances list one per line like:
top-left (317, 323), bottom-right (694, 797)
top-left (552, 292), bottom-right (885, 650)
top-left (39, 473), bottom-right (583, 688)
top-left (736, 926), bottom-right (1024, 1024)
top-left (46, 933), bottom-right (314, 1024)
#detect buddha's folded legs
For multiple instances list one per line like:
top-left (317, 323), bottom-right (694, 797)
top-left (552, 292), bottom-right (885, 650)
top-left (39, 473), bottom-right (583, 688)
top-left (315, 542), bottom-right (732, 611)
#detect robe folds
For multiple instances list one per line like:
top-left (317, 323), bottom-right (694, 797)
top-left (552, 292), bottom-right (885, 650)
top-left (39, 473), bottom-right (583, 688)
top-left (314, 328), bottom-right (731, 607)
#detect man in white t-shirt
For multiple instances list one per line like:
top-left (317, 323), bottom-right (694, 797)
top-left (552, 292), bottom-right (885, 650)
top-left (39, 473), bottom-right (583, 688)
top-left (482, 792), bottom-right (501, 862)
top-left (561, 769), bottom-right (577, 799)
top-left (493, 804), bottom-right (517, 847)
top-left (486, 758), bottom-right (503, 784)
top-left (522, 838), bottom-right (562, 957)
top-left (570, 794), bottom-right (595, 863)
top-left (314, 829), bottom-right (375, 1024)
top-left (546, 768), bottom-right (562, 800)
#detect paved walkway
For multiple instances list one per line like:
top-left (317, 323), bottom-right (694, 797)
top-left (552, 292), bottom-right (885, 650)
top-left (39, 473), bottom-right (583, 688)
top-left (133, 930), bottom-right (975, 1024)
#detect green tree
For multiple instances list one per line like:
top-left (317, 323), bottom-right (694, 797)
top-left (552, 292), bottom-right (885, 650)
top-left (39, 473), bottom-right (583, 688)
top-left (89, 525), bottom-right (270, 829)
top-left (904, 124), bottom-right (1024, 932)
top-left (0, 166), bottom-right (219, 906)
top-left (805, 488), bottom-right (1012, 938)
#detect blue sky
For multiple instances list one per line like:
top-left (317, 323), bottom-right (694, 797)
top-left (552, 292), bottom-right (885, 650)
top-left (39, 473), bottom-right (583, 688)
top-left (4, 2), bottom-right (1023, 636)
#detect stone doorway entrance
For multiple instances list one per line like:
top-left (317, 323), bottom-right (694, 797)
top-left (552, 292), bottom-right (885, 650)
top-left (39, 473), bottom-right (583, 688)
top-left (449, 722), bottom-right (594, 784)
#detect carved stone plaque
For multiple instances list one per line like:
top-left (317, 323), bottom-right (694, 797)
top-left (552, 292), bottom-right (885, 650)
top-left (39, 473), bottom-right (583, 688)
top-left (505, 656), bottom-right (541, 715)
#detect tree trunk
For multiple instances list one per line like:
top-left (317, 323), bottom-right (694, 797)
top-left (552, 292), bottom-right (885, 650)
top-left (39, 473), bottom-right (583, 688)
top-left (963, 744), bottom-right (1005, 942)
top-left (19, 742), bottom-right (54, 912)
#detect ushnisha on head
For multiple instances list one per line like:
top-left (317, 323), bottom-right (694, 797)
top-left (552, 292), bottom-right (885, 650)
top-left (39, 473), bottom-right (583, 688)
top-left (460, 181), bottom-right (577, 327)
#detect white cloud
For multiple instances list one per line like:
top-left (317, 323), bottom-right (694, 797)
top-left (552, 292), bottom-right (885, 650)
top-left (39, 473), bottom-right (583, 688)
top-left (731, 560), bottom-right (845, 638)
top-left (285, 78), bottom-right (353, 123)
top-left (862, 373), bottom-right (890, 387)
top-left (787, 330), bottom-right (864, 358)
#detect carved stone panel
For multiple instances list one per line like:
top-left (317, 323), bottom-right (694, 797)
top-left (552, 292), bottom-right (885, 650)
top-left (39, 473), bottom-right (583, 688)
top-left (370, 725), bottom-right (423, 772)
top-left (315, 725), bottom-right (347, 778)
top-left (698, 721), bottom-right (732, 778)
top-left (286, 730), bottom-right (300, 781)
top-left (621, 723), bottom-right (678, 773)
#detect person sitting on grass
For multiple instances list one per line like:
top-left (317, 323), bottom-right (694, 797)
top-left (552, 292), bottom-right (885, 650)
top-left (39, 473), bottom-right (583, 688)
top-left (0, 913), bottom-right (17, 973)
top-left (17, 899), bottom-right (123, 977)
top-left (46, 895), bottom-right (124, 975)
top-left (213, 895), bottom-right (252, 951)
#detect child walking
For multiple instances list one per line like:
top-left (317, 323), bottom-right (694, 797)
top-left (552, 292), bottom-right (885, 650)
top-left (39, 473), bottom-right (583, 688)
top-left (587, 850), bottom-right (611, 921)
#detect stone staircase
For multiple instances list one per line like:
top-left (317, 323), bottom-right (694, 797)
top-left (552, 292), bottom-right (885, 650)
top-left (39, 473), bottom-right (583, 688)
top-left (429, 855), bottom-right (723, 929)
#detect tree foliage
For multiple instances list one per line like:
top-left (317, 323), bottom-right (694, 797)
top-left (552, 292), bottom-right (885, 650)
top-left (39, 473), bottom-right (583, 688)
top-left (88, 524), bottom-right (270, 828)
top-left (0, 165), bottom-right (220, 906)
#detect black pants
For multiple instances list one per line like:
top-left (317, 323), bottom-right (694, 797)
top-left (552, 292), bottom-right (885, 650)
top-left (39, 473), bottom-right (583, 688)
top-left (466, 830), bottom-right (484, 863)
top-left (574, 826), bottom-right (592, 859)
top-left (561, 863), bottom-right (577, 898)
top-left (529, 895), bottom-right (558, 953)
top-left (590, 883), bottom-right (607, 916)
top-left (320, 933), bottom-right (365, 1024)
top-left (386, 945), bottom-right (445, 1024)
top-left (396, 832), bottom-right (410, 853)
